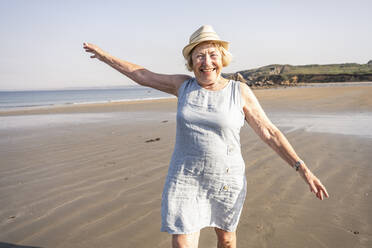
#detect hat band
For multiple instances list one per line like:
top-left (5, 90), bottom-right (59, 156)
top-left (189, 32), bottom-right (221, 44)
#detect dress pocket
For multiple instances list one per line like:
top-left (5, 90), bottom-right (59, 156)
top-left (181, 156), bottom-right (205, 176)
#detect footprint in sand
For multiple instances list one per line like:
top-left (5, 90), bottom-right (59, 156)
top-left (145, 137), bottom-right (161, 143)
top-left (7, 215), bottom-right (16, 223)
top-left (349, 229), bottom-right (360, 235)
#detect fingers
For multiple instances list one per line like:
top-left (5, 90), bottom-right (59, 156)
top-left (83, 42), bottom-right (97, 58)
top-left (83, 42), bottom-right (94, 51)
top-left (83, 42), bottom-right (90, 50)
top-left (321, 185), bottom-right (330, 198)
top-left (315, 179), bottom-right (329, 199)
top-left (311, 180), bottom-right (329, 200)
top-left (83, 42), bottom-right (101, 57)
top-left (312, 185), bottom-right (324, 200)
top-left (319, 186), bottom-right (329, 200)
top-left (317, 189), bottom-right (323, 200)
top-left (83, 42), bottom-right (92, 47)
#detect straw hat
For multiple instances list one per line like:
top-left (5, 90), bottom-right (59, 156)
top-left (182, 25), bottom-right (229, 59)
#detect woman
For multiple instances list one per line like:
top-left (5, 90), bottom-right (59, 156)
top-left (83, 25), bottom-right (329, 248)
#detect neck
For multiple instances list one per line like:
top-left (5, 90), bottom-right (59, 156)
top-left (197, 76), bottom-right (228, 91)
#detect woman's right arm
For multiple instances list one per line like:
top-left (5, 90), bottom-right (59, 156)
top-left (83, 42), bottom-right (190, 96)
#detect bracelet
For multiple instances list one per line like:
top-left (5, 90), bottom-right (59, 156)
top-left (293, 160), bottom-right (304, 171)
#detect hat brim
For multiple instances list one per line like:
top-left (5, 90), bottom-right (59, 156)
top-left (182, 39), bottom-right (229, 59)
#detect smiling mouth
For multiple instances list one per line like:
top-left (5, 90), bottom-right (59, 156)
top-left (200, 68), bottom-right (216, 72)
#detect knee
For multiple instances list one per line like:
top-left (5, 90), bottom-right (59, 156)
top-left (172, 238), bottom-right (187, 248)
top-left (215, 229), bottom-right (236, 248)
top-left (172, 233), bottom-right (199, 248)
top-left (172, 236), bottom-right (186, 248)
top-left (218, 236), bottom-right (234, 247)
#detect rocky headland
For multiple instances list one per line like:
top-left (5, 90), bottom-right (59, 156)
top-left (223, 60), bottom-right (372, 88)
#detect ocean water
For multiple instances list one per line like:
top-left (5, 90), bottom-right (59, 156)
top-left (268, 112), bottom-right (372, 139)
top-left (0, 86), bottom-right (174, 110)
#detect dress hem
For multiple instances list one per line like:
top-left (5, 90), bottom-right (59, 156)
top-left (161, 223), bottom-right (237, 234)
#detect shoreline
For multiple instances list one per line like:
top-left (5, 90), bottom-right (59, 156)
top-left (0, 97), bottom-right (178, 116)
top-left (1, 81), bottom-right (372, 116)
top-left (0, 96), bottom-right (175, 111)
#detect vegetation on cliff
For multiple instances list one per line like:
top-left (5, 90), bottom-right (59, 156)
top-left (223, 62), bottom-right (372, 87)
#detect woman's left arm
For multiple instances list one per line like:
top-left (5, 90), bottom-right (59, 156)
top-left (240, 83), bottom-right (329, 200)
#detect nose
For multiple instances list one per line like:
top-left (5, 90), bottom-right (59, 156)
top-left (203, 54), bottom-right (212, 66)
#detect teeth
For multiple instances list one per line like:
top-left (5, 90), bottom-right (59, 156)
top-left (201, 68), bottom-right (215, 72)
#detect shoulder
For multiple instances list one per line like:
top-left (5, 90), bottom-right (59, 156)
top-left (163, 74), bottom-right (191, 97)
top-left (173, 74), bottom-right (192, 83)
top-left (175, 76), bottom-right (194, 97)
top-left (238, 82), bottom-right (256, 106)
top-left (173, 74), bottom-right (192, 87)
top-left (146, 72), bottom-right (191, 96)
top-left (239, 82), bottom-right (252, 95)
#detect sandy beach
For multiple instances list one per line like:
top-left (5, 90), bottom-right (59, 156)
top-left (1, 83), bottom-right (372, 248)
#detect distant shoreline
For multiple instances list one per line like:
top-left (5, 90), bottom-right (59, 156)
top-left (252, 81), bottom-right (372, 90)
top-left (223, 62), bottom-right (372, 87)
top-left (1, 81), bottom-right (372, 116)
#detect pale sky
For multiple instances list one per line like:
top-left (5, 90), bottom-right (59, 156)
top-left (0, 0), bottom-right (371, 90)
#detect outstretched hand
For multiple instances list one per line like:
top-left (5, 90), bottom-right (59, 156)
top-left (300, 168), bottom-right (329, 200)
top-left (83, 42), bottom-right (105, 61)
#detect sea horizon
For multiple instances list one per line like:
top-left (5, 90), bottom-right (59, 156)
top-left (0, 85), bottom-right (174, 110)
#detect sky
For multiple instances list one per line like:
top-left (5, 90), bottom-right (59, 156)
top-left (0, 0), bottom-right (371, 90)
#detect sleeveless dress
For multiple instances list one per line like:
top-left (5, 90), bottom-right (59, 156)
top-left (161, 78), bottom-right (247, 234)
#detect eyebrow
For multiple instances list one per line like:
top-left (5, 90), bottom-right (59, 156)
top-left (194, 49), bottom-right (218, 57)
top-left (197, 50), bottom-right (217, 54)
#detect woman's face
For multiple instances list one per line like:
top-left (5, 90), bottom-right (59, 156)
top-left (191, 42), bottom-right (223, 85)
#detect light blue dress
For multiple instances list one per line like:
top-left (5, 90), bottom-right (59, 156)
top-left (161, 78), bottom-right (247, 234)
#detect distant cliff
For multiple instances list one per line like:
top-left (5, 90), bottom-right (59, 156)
top-left (223, 62), bottom-right (372, 88)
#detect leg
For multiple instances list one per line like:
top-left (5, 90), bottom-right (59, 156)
top-left (172, 231), bottom-right (200, 248)
top-left (214, 227), bottom-right (236, 248)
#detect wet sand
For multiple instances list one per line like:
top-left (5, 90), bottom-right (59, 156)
top-left (0, 84), bottom-right (372, 247)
